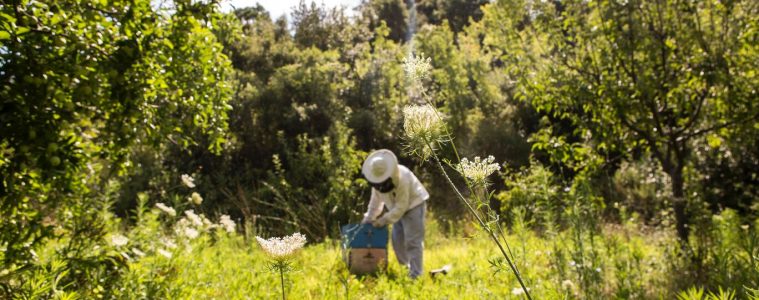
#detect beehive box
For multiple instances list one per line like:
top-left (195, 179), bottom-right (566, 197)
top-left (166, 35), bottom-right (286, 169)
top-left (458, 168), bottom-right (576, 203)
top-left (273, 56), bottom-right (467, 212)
top-left (347, 248), bottom-right (387, 274)
top-left (340, 224), bottom-right (388, 274)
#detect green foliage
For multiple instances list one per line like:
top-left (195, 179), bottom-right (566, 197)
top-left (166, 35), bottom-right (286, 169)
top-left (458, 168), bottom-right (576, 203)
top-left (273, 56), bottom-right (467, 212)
top-left (344, 21), bottom-right (407, 150)
top-left (3, 0), bottom-right (758, 297)
top-left (291, 1), bottom-right (354, 50)
top-left (359, 0), bottom-right (409, 43)
top-left (677, 286), bottom-right (737, 300)
top-left (416, 0), bottom-right (489, 33)
top-left (0, 0), bottom-right (232, 295)
top-left (70, 214), bottom-right (703, 299)
top-left (261, 124), bottom-right (367, 241)
top-left (513, 0), bottom-right (759, 240)
top-left (611, 159), bottom-right (673, 225)
top-left (672, 209), bottom-right (759, 296)
top-left (498, 162), bottom-right (561, 227)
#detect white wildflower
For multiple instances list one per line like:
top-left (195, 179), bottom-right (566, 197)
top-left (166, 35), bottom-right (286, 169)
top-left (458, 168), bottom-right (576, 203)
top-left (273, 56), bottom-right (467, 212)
top-left (176, 217), bottom-right (191, 229)
top-left (201, 214), bottom-right (215, 228)
top-left (132, 247), bottom-right (146, 257)
top-left (188, 192), bottom-right (203, 205)
top-left (157, 248), bottom-right (173, 259)
top-left (455, 155), bottom-right (501, 186)
top-left (183, 227), bottom-right (199, 239)
top-left (162, 238), bottom-right (178, 249)
top-left (219, 215), bottom-right (236, 233)
top-left (402, 104), bottom-right (445, 160)
top-left (184, 210), bottom-right (204, 227)
top-left (180, 174), bottom-right (195, 188)
top-left (512, 287), bottom-right (530, 296)
top-left (402, 53), bottom-right (432, 82)
top-left (561, 279), bottom-right (575, 290)
top-left (155, 202), bottom-right (177, 216)
top-left (255, 232), bottom-right (307, 261)
top-left (110, 234), bottom-right (128, 247)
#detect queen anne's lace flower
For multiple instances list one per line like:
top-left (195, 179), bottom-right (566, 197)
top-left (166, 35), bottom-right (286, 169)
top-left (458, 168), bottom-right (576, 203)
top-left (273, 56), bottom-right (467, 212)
top-left (561, 279), bottom-right (575, 290)
top-left (162, 238), bottom-right (177, 249)
top-left (183, 227), bottom-right (199, 239)
top-left (255, 233), bottom-right (307, 261)
top-left (455, 155), bottom-right (501, 186)
top-left (219, 215), bottom-right (236, 233)
top-left (180, 174), bottom-right (195, 188)
top-left (188, 192), bottom-right (203, 205)
top-left (155, 202), bottom-right (177, 216)
top-left (184, 210), bottom-right (204, 227)
top-left (512, 287), bottom-right (530, 296)
top-left (403, 104), bottom-right (445, 160)
top-left (110, 234), bottom-right (129, 247)
top-left (157, 249), bottom-right (173, 259)
top-left (403, 53), bottom-right (432, 82)
top-left (132, 247), bottom-right (146, 257)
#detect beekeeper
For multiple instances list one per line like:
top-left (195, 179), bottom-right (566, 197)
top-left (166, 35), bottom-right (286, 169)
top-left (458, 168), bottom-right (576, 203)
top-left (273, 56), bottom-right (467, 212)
top-left (361, 149), bottom-right (429, 279)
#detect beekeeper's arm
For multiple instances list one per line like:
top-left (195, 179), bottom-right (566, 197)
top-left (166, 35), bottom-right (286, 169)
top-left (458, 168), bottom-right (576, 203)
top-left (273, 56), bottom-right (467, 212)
top-left (373, 180), bottom-right (410, 227)
top-left (361, 189), bottom-right (384, 224)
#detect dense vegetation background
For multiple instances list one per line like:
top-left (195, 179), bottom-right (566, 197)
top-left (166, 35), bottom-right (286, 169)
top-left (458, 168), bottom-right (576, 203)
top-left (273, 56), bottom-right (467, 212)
top-left (1, 0), bottom-right (758, 298)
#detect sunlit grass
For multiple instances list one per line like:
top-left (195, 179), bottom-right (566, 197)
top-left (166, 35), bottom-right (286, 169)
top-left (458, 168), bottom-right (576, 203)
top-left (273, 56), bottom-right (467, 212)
top-left (120, 217), bottom-right (675, 299)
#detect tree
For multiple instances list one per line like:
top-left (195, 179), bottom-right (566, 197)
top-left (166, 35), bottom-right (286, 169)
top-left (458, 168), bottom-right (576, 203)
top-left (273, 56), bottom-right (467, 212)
top-left (417, 0), bottom-right (489, 34)
top-left (359, 0), bottom-right (409, 43)
top-left (0, 0), bottom-right (232, 281)
top-left (524, 0), bottom-right (759, 242)
top-left (291, 0), bottom-right (352, 50)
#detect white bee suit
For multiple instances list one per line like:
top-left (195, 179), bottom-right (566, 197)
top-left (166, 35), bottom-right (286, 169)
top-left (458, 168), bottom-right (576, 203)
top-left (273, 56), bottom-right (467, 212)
top-left (362, 165), bottom-right (429, 279)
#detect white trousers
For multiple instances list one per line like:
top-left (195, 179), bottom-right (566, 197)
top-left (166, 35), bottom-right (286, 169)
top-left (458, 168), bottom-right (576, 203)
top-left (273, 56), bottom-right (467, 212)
top-left (391, 201), bottom-right (426, 279)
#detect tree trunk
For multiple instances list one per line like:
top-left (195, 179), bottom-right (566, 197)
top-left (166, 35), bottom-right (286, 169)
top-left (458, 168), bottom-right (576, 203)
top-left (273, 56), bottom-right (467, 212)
top-left (670, 166), bottom-right (689, 243)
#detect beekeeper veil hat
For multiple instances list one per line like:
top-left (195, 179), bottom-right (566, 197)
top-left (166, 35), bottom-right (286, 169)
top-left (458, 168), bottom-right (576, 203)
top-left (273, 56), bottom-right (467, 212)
top-left (362, 149), bottom-right (398, 183)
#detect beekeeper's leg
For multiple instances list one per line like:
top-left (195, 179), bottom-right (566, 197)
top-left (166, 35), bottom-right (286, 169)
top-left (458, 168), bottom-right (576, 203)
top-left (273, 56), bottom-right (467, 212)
top-left (402, 202), bottom-right (425, 279)
top-left (392, 217), bottom-right (408, 266)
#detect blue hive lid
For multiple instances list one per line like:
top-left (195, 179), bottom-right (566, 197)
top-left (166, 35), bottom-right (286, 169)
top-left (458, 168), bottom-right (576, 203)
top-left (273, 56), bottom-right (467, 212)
top-left (341, 223), bottom-right (388, 249)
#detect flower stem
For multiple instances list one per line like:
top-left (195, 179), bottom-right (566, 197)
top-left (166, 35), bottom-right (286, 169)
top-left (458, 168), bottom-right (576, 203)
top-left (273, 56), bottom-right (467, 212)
top-left (430, 150), bottom-right (532, 300)
top-left (280, 267), bottom-right (286, 300)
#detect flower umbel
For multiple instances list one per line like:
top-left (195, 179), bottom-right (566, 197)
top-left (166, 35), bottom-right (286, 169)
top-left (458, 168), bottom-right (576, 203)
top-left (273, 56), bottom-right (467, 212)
top-left (180, 174), bottom-right (195, 188)
top-left (157, 249), bottom-right (173, 259)
top-left (512, 287), bottom-right (530, 296)
top-left (184, 210), bottom-right (204, 227)
top-left (402, 53), bottom-right (432, 82)
top-left (256, 233), bottom-right (307, 261)
top-left (188, 192), bottom-right (203, 205)
top-left (455, 155), bottom-right (501, 186)
top-left (219, 215), bottom-right (236, 233)
top-left (183, 227), bottom-right (199, 239)
top-left (110, 234), bottom-right (128, 247)
top-left (155, 202), bottom-right (177, 216)
top-left (256, 233), bottom-right (307, 300)
top-left (403, 104), bottom-right (445, 160)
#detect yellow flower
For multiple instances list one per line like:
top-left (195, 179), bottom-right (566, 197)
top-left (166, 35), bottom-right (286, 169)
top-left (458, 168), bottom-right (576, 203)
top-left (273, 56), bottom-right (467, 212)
top-left (188, 192), bottom-right (203, 205)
